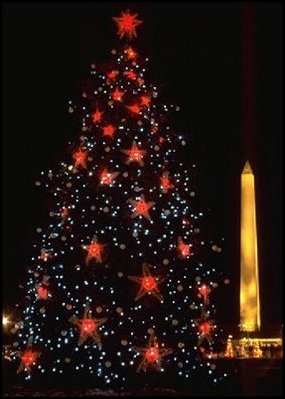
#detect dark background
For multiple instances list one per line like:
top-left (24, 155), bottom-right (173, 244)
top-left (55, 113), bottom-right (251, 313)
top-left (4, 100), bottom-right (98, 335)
top-left (2, 3), bottom-right (282, 330)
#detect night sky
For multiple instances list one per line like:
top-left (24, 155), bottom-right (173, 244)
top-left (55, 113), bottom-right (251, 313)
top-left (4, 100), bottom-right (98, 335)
top-left (3, 3), bottom-right (282, 329)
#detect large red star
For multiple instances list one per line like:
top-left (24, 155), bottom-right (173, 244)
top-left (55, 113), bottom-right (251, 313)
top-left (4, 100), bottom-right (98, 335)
top-left (83, 235), bottom-right (105, 265)
top-left (17, 349), bottom-right (41, 374)
top-left (177, 237), bottom-right (191, 258)
top-left (129, 194), bottom-right (155, 221)
top-left (73, 148), bottom-right (87, 169)
top-left (102, 124), bottom-right (116, 138)
top-left (122, 140), bottom-right (146, 166)
top-left (124, 70), bottom-right (137, 80)
top-left (125, 47), bottom-right (137, 59)
top-left (160, 171), bottom-right (174, 193)
top-left (140, 95), bottom-right (151, 107)
top-left (112, 87), bottom-right (124, 101)
top-left (36, 276), bottom-right (50, 300)
top-left (100, 169), bottom-right (119, 186)
top-left (69, 304), bottom-right (107, 347)
top-left (133, 333), bottom-right (172, 372)
top-left (194, 310), bottom-right (215, 346)
top-left (92, 108), bottom-right (103, 123)
top-left (107, 70), bottom-right (118, 80)
top-left (127, 103), bottom-right (140, 115)
top-left (128, 262), bottom-right (164, 302)
top-left (198, 284), bottom-right (211, 304)
top-left (113, 10), bottom-right (142, 40)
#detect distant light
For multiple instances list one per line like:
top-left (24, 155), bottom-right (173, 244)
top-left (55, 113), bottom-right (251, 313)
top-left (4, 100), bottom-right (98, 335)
top-left (3, 315), bottom-right (10, 326)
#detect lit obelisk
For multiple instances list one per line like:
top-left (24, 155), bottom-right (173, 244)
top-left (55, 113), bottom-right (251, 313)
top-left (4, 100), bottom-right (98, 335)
top-left (240, 161), bottom-right (260, 332)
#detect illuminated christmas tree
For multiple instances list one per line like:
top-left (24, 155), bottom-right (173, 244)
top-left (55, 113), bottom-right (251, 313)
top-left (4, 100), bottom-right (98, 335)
top-left (13, 10), bottom-right (225, 389)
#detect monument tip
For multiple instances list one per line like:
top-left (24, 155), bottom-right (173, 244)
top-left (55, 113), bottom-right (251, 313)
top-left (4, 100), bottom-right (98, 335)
top-left (242, 160), bottom-right (253, 174)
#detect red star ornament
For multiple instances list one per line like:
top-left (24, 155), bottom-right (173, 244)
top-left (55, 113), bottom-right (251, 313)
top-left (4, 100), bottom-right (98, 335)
top-left (194, 310), bottom-right (215, 345)
top-left (133, 333), bottom-right (172, 372)
top-left (177, 237), bottom-right (191, 258)
top-left (39, 249), bottom-right (51, 262)
top-left (151, 125), bottom-right (158, 134)
top-left (197, 320), bottom-right (214, 345)
top-left (83, 235), bottom-right (105, 265)
top-left (113, 10), bottom-right (142, 40)
top-left (73, 148), bottom-right (87, 169)
top-left (127, 103), bottom-right (140, 115)
top-left (125, 46), bottom-right (137, 59)
top-left (69, 304), bottom-right (107, 347)
top-left (100, 169), bottom-right (120, 186)
top-left (36, 275), bottom-right (50, 300)
top-left (140, 95), bottom-right (151, 107)
top-left (61, 206), bottom-right (69, 220)
top-left (137, 77), bottom-right (145, 87)
top-left (92, 108), bottom-right (103, 123)
top-left (112, 87), bottom-right (124, 101)
top-left (122, 141), bottom-right (146, 166)
top-left (102, 124), bottom-right (116, 138)
top-left (160, 172), bottom-right (174, 193)
top-left (124, 70), bottom-right (137, 80)
top-left (198, 284), bottom-right (211, 304)
top-left (37, 285), bottom-right (49, 300)
top-left (128, 262), bottom-right (164, 302)
top-left (107, 70), bottom-right (118, 80)
top-left (17, 349), bottom-right (41, 374)
top-left (129, 194), bottom-right (155, 222)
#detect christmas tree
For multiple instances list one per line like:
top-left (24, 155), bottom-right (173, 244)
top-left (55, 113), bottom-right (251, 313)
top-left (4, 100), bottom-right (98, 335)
top-left (13, 10), bottom-right (225, 390)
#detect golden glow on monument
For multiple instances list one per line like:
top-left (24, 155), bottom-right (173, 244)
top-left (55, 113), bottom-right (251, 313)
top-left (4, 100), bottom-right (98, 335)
top-left (240, 161), bottom-right (260, 332)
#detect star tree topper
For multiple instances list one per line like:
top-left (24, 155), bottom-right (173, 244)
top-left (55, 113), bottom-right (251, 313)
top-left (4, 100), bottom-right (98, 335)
top-left (113, 10), bottom-right (142, 40)
top-left (133, 333), bottom-right (173, 372)
top-left (128, 262), bottom-right (164, 302)
top-left (69, 304), bottom-right (107, 347)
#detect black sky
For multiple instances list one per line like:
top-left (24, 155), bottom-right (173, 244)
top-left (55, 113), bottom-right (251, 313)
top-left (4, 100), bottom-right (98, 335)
top-left (2, 3), bottom-right (282, 328)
